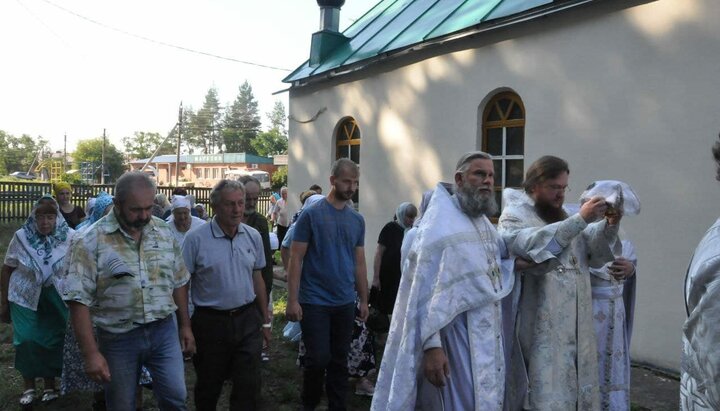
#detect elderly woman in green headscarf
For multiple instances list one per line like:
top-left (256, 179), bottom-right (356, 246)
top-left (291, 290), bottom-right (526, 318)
top-left (0, 195), bottom-right (75, 405)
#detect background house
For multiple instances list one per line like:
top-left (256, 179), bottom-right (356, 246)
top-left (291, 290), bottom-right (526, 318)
top-left (283, 0), bottom-right (720, 372)
top-left (129, 153), bottom-right (277, 187)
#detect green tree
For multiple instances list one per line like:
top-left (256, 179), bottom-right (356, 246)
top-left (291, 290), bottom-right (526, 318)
top-left (59, 171), bottom-right (83, 185)
top-left (0, 131), bottom-right (47, 175)
top-left (223, 81), bottom-right (260, 154)
top-left (122, 131), bottom-right (175, 159)
top-left (167, 106), bottom-right (196, 155)
top-left (0, 130), bottom-right (9, 174)
top-left (267, 100), bottom-right (288, 136)
top-left (271, 166), bottom-right (287, 191)
top-left (251, 129), bottom-right (287, 157)
top-left (187, 88), bottom-right (222, 154)
top-left (73, 138), bottom-right (125, 183)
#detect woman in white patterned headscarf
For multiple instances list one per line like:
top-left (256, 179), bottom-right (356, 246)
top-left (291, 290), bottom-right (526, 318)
top-left (0, 195), bottom-right (75, 405)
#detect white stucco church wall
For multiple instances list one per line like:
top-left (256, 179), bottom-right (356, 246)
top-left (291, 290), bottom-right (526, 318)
top-left (286, 0), bottom-right (720, 372)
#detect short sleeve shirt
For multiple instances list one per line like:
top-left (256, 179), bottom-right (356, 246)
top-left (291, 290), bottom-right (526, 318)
top-left (182, 219), bottom-right (265, 310)
top-left (292, 199), bottom-right (365, 306)
top-left (275, 199), bottom-right (290, 227)
top-left (62, 211), bottom-right (190, 334)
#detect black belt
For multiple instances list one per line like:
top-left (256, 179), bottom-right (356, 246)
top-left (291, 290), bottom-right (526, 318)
top-left (195, 301), bottom-right (256, 317)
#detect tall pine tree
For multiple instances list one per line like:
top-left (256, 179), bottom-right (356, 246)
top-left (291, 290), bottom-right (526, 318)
top-left (223, 81), bottom-right (261, 154)
top-left (187, 88), bottom-right (222, 154)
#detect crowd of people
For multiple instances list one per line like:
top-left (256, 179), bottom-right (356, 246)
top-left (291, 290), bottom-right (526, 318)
top-left (1, 138), bottom-right (719, 411)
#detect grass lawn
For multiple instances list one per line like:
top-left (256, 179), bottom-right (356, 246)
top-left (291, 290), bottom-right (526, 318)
top-left (0, 288), bottom-right (373, 411)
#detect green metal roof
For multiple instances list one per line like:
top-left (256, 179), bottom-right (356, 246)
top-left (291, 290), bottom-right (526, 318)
top-left (284, 0), bottom-right (557, 84)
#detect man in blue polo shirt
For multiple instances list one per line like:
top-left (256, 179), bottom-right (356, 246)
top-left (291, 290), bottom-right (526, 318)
top-left (182, 179), bottom-right (270, 410)
top-left (286, 158), bottom-right (369, 411)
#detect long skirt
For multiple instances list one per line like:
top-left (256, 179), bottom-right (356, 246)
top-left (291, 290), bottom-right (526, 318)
top-left (298, 301), bottom-right (377, 378)
top-left (61, 323), bottom-right (153, 394)
top-left (60, 322), bottom-right (102, 394)
top-left (592, 285), bottom-right (630, 411)
top-left (10, 286), bottom-right (68, 379)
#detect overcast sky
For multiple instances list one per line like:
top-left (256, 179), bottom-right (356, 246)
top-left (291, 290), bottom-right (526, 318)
top-left (0, 0), bottom-right (374, 152)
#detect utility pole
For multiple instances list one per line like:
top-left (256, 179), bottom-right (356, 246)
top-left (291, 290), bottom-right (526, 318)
top-left (63, 133), bottom-right (67, 172)
top-left (101, 128), bottom-right (106, 185)
top-left (175, 102), bottom-right (182, 187)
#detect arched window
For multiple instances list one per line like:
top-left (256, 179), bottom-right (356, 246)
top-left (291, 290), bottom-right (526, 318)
top-left (335, 117), bottom-right (361, 206)
top-left (336, 117), bottom-right (361, 163)
top-left (482, 91), bottom-right (525, 217)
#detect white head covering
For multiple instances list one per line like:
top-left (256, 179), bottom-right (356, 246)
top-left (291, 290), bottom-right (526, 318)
top-left (171, 195), bottom-right (192, 211)
top-left (580, 180), bottom-right (641, 216)
top-left (395, 202), bottom-right (416, 231)
top-left (86, 197), bottom-right (97, 216)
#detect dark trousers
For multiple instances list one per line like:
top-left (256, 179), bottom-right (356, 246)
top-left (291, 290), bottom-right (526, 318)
top-left (300, 303), bottom-right (355, 411)
top-left (191, 305), bottom-right (263, 411)
top-left (276, 224), bottom-right (289, 249)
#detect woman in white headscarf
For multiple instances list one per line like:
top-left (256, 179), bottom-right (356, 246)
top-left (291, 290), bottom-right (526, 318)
top-left (166, 195), bottom-right (206, 248)
top-left (1, 195), bottom-right (75, 405)
top-left (579, 180), bottom-right (640, 411)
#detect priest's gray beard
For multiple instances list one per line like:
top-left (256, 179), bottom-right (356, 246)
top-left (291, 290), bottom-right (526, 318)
top-left (456, 185), bottom-right (498, 218)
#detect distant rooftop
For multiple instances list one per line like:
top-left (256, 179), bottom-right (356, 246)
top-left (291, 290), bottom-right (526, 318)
top-left (129, 153), bottom-right (273, 165)
top-left (284, 0), bottom-right (594, 85)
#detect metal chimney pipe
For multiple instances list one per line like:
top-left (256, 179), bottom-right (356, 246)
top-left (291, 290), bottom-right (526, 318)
top-left (317, 0), bottom-right (345, 32)
top-left (319, 7), bottom-right (340, 31)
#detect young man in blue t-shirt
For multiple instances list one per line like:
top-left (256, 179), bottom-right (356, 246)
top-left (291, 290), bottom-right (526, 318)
top-left (286, 158), bottom-right (369, 411)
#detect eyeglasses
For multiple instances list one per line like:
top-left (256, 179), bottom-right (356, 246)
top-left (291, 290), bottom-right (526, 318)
top-left (543, 184), bottom-right (571, 193)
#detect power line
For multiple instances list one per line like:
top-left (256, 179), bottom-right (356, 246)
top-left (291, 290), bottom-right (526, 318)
top-left (15, 0), bottom-right (73, 49)
top-left (37, 0), bottom-right (292, 72)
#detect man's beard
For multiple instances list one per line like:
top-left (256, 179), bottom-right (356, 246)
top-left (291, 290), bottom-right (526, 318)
top-left (335, 190), bottom-right (355, 202)
top-left (117, 210), bottom-right (150, 229)
top-left (243, 206), bottom-right (256, 216)
top-left (456, 185), bottom-right (498, 218)
top-left (534, 199), bottom-right (567, 223)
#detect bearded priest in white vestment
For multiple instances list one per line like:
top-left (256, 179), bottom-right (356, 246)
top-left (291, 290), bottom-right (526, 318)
top-left (372, 152), bottom-right (514, 411)
top-left (681, 138), bottom-right (720, 410)
top-left (498, 156), bottom-right (620, 411)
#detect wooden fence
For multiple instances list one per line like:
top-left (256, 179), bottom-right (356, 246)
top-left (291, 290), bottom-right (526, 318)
top-left (0, 182), bottom-right (273, 223)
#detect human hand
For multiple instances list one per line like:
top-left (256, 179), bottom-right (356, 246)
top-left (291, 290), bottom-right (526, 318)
top-left (179, 325), bottom-right (196, 356)
top-left (286, 300), bottom-right (303, 322)
top-left (514, 258), bottom-right (537, 272)
top-left (357, 301), bottom-right (369, 322)
top-left (84, 351), bottom-right (111, 383)
top-left (579, 197), bottom-right (608, 223)
top-left (609, 258), bottom-right (635, 280)
top-left (262, 327), bottom-right (272, 348)
top-left (423, 348), bottom-right (450, 387)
